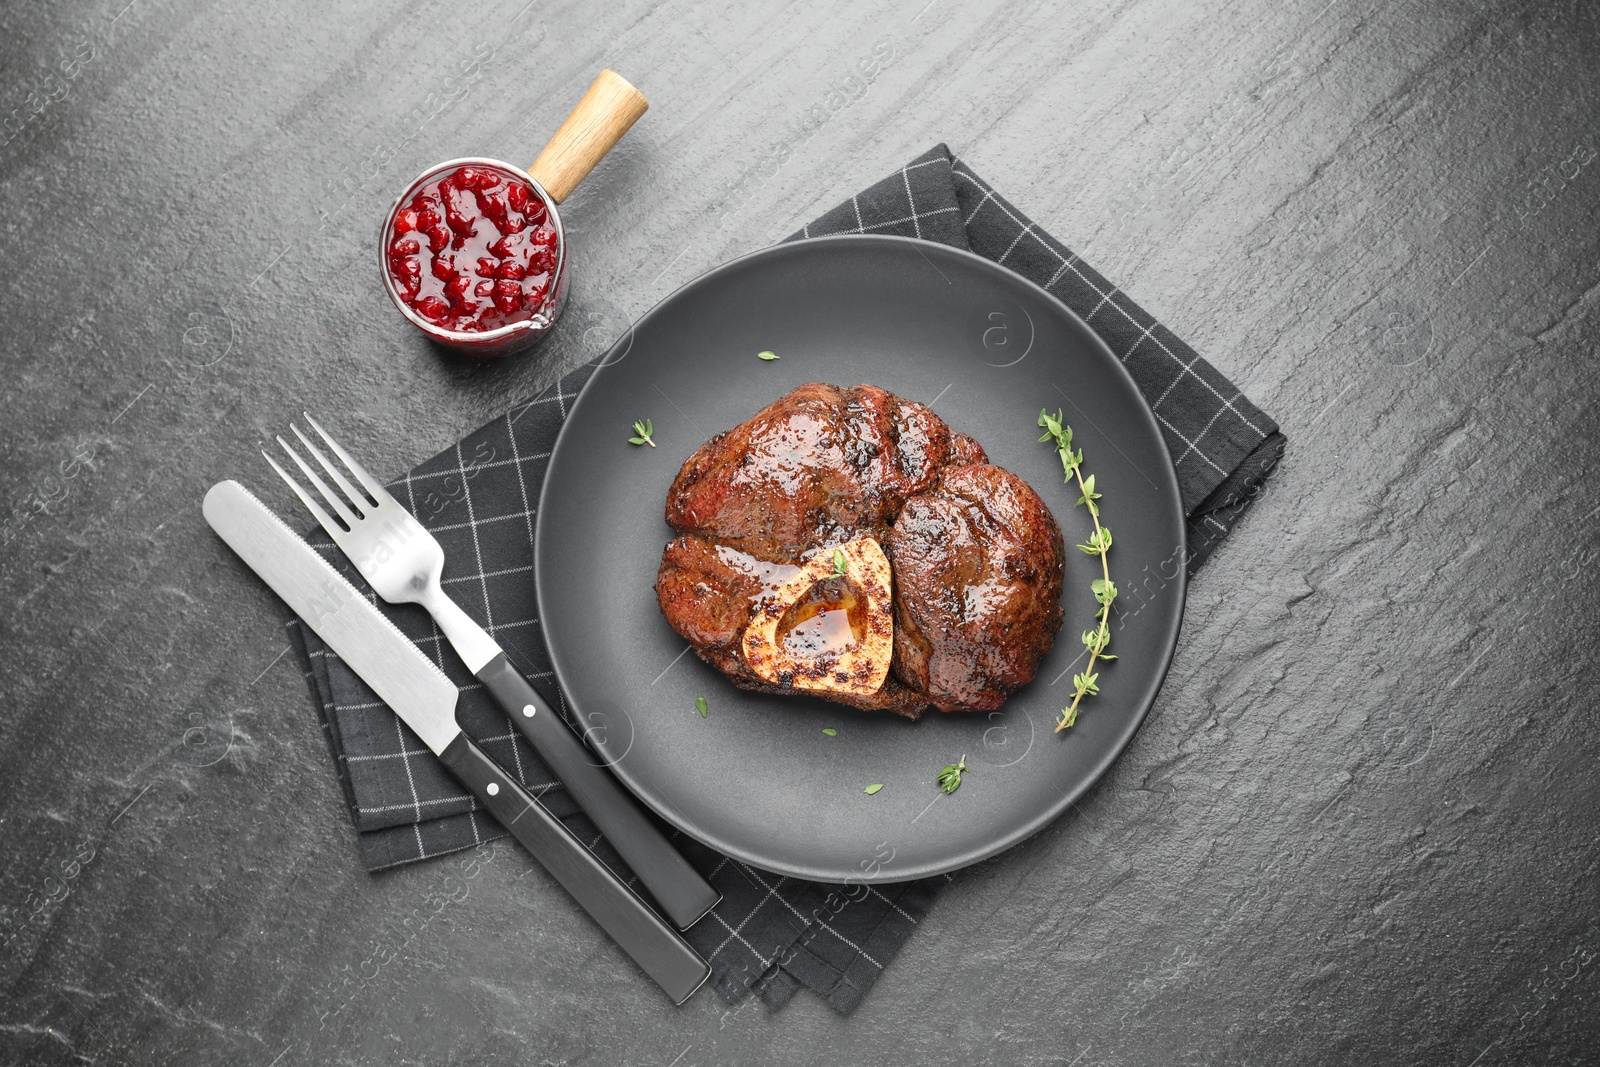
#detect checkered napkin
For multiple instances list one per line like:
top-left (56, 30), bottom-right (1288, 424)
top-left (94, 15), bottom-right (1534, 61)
top-left (285, 142), bottom-right (1284, 1014)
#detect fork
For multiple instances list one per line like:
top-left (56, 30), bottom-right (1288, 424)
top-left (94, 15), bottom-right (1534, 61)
top-left (268, 414), bottom-right (720, 930)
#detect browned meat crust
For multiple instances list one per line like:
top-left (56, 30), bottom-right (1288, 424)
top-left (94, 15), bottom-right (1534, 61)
top-left (887, 464), bottom-right (1065, 712)
top-left (654, 383), bottom-right (1062, 718)
top-left (664, 383), bottom-right (969, 561)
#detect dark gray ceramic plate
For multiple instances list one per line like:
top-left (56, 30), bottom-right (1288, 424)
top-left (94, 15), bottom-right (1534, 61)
top-left (535, 235), bottom-right (1185, 883)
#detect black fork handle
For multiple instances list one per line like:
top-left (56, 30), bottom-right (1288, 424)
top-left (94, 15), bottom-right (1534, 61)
top-left (475, 653), bottom-right (721, 930)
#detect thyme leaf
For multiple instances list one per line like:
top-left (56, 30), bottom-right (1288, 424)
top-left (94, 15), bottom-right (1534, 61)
top-left (937, 755), bottom-right (969, 794)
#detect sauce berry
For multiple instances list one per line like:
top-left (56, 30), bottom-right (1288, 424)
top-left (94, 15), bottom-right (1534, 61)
top-left (386, 165), bottom-right (557, 333)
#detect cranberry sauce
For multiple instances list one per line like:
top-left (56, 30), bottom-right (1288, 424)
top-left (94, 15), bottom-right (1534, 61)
top-left (386, 164), bottom-right (558, 334)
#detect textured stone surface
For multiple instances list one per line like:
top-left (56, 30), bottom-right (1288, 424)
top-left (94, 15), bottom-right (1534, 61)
top-left (2, 0), bottom-right (1598, 1063)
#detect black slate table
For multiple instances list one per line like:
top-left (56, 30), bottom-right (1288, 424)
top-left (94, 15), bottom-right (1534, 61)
top-left (2, 1), bottom-right (1598, 1063)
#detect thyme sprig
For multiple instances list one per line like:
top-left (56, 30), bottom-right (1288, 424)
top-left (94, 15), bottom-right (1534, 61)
top-left (1038, 409), bottom-right (1117, 732)
top-left (629, 419), bottom-right (656, 447)
top-left (937, 755), bottom-right (969, 794)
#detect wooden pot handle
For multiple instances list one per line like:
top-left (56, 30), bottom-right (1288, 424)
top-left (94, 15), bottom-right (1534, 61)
top-left (527, 70), bottom-right (648, 205)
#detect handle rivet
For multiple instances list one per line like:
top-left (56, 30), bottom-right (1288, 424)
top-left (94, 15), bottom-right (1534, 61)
top-left (522, 704), bottom-right (536, 717)
top-left (486, 782), bottom-right (500, 796)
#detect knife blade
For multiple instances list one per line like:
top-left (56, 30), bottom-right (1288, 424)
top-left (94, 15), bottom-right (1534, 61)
top-left (202, 479), bottom-right (710, 1004)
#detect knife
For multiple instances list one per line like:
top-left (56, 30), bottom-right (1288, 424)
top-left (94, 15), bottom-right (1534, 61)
top-left (260, 413), bottom-right (720, 931)
top-left (202, 479), bottom-right (710, 1004)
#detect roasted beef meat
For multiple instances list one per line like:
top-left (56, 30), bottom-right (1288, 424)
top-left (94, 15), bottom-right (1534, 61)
top-left (654, 383), bottom-right (1064, 719)
top-left (888, 464), bottom-right (1065, 712)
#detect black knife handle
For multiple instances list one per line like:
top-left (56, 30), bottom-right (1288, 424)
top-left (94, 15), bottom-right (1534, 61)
top-left (438, 733), bottom-right (710, 1004)
top-left (475, 653), bottom-right (720, 930)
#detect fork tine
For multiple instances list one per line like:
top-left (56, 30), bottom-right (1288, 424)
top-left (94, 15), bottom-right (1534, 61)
top-left (302, 412), bottom-right (389, 504)
top-left (264, 451), bottom-right (346, 541)
top-left (276, 435), bottom-right (360, 529)
top-left (291, 423), bottom-right (370, 517)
